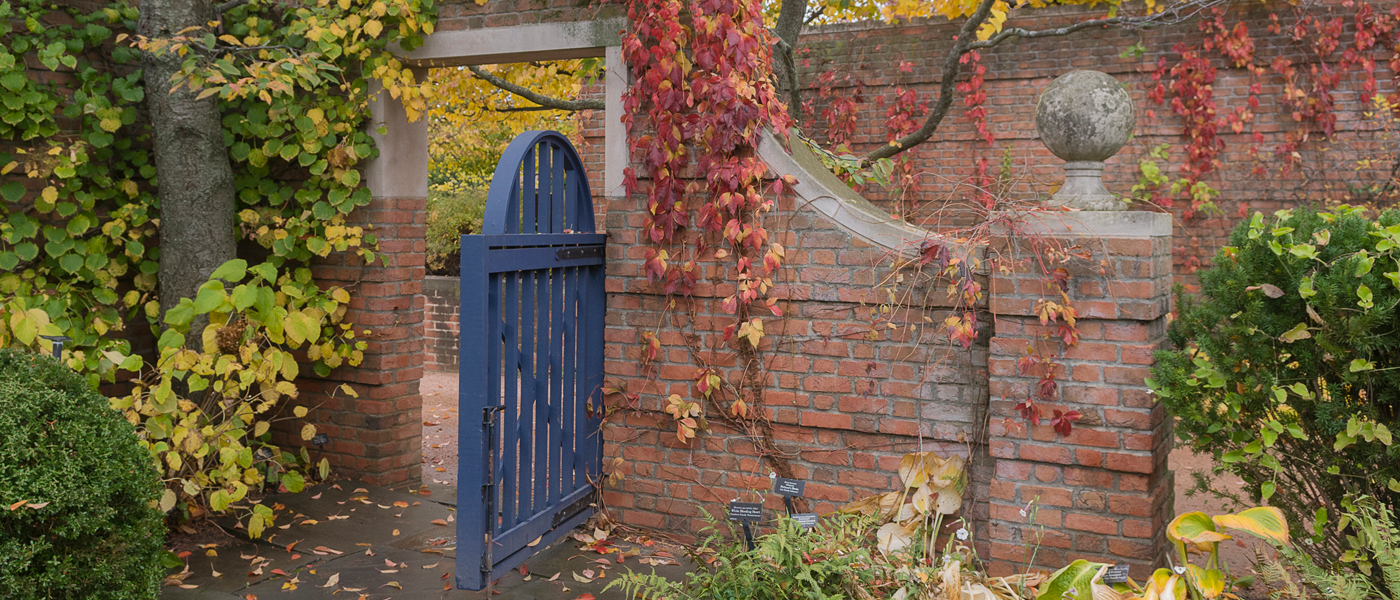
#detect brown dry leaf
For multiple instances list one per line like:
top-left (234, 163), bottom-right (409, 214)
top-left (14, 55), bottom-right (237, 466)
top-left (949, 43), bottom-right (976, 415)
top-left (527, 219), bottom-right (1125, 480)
top-left (573, 571), bottom-right (594, 583)
top-left (934, 485), bottom-right (963, 515)
top-left (930, 455), bottom-right (965, 488)
top-left (393, 501), bottom-right (409, 508)
top-left (383, 581), bottom-right (402, 589)
top-left (839, 494), bottom-right (883, 516)
top-left (897, 453), bottom-right (930, 488)
top-left (876, 521), bottom-right (917, 555)
top-left (423, 562), bottom-right (440, 569)
top-left (319, 573), bottom-right (340, 588)
top-left (314, 546), bottom-right (343, 555)
top-left (431, 519), bottom-right (449, 526)
top-left (392, 529), bottom-right (400, 536)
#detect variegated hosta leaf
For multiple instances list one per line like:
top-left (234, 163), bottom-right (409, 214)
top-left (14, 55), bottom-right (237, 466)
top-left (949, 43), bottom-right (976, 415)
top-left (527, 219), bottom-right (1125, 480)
top-left (1184, 565), bottom-right (1225, 599)
top-left (1212, 506), bottom-right (1289, 545)
top-left (1167, 511), bottom-right (1232, 550)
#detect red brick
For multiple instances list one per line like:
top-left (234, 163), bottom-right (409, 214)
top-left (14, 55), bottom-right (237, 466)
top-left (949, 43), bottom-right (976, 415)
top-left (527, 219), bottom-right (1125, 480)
top-left (1064, 513), bottom-right (1119, 535)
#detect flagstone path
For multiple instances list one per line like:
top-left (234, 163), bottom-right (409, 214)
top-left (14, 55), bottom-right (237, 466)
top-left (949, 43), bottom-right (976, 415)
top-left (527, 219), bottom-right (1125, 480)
top-left (160, 481), bottom-right (689, 599)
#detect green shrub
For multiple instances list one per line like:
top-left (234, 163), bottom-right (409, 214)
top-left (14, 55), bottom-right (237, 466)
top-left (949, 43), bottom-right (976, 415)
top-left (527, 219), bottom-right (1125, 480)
top-left (0, 349), bottom-right (164, 600)
top-left (426, 180), bottom-right (487, 276)
top-left (1258, 498), bottom-right (1399, 600)
top-left (1150, 206), bottom-right (1400, 565)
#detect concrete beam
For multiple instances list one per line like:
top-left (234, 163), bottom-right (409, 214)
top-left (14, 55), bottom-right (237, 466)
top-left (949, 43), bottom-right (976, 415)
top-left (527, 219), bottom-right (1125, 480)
top-left (365, 71), bottom-right (429, 200)
top-left (404, 19), bottom-right (625, 68)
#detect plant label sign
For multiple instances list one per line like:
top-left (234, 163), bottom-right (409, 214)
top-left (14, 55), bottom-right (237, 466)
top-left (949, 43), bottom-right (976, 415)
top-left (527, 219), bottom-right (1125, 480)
top-left (791, 513), bottom-right (818, 529)
top-left (772, 477), bottom-right (806, 497)
top-left (1103, 564), bottom-right (1131, 584)
top-left (727, 501), bottom-right (763, 522)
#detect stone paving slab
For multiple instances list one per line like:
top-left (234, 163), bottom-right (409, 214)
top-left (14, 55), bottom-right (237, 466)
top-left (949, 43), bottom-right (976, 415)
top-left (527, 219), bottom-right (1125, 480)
top-left (161, 481), bottom-right (689, 600)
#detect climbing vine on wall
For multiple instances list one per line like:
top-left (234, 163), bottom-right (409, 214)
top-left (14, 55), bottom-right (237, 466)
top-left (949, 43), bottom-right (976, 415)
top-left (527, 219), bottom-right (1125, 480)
top-left (0, 0), bottom-right (437, 528)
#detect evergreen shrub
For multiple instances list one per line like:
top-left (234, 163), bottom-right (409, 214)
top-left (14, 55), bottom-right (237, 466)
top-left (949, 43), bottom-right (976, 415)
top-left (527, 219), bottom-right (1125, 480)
top-left (0, 349), bottom-right (164, 599)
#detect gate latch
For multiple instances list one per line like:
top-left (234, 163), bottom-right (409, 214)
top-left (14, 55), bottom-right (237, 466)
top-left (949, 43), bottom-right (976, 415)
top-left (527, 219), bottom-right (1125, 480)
top-left (482, 405), bottom-right (504, 426)
top-left (555, 246), bottom-right (605, 261)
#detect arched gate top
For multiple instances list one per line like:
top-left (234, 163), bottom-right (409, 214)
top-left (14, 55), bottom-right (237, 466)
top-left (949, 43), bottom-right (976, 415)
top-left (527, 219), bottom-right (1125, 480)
top-left (484, 131), bottom-right (597, 235)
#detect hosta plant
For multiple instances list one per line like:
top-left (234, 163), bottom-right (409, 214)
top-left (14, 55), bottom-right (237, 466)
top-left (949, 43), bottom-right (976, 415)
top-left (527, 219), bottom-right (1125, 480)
top-left (1037, 507), bottom-right (1289, 600)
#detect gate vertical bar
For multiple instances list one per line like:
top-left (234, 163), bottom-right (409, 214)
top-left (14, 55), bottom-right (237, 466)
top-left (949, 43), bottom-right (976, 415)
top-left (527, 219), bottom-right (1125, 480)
top-left (457, 234), bottom-right (491, 592)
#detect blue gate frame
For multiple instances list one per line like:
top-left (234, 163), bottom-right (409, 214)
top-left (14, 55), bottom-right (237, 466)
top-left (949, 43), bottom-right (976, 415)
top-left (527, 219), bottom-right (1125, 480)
top-left (457, 131), bottom-right (606, 590)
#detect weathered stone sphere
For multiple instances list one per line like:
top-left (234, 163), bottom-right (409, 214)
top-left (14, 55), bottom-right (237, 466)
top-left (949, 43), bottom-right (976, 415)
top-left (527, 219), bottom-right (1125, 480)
top-left (1035, 70), bottom-right (1135, 162)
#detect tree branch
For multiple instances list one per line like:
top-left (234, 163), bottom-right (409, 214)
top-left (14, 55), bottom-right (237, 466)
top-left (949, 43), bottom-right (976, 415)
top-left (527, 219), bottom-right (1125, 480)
top-left (860, 0), bottom-right (1228, 164)
top-left (773, 0), bottom-right (809, 115)
top-left (467, 65), bottom-right (603, 112)
top-left (861, 0), bottom-right (999, 165)
top-left (967, 0), bottom-right (1229, 51)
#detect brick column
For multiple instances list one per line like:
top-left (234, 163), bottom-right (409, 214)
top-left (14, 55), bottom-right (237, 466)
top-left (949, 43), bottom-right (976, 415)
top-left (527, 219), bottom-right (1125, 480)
top-left (985, 211), bottom-right (1173, 579)
top-left (297, 75), bottom-right (428, 487)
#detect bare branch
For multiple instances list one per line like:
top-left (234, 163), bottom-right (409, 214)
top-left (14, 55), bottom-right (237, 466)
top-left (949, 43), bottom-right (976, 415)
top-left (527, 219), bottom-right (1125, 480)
top-left (774, 0), bottom-right (809, 114)
top-left (860, 0), bottom-right (1227, 164)
top-left (967, 0), bottom-right (1229, 51)
top-left (861, 0), bottom-right (999, 165)
top-left (467, 65), bottom-right (604, 112)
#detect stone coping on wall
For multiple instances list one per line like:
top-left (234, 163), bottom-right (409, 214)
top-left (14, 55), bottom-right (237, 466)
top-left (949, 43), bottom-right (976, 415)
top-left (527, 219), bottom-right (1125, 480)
top-left (757, 128), bottom-right (984, 266)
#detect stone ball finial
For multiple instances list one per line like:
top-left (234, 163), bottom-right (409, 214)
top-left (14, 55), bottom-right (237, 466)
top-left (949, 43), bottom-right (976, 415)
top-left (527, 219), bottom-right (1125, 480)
top-left (1035, 70), bottom-right (1136, 211)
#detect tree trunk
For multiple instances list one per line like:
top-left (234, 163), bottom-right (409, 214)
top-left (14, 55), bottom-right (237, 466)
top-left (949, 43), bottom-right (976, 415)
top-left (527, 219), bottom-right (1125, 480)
top-left (773, 0), bottom-right (808, 115)
top-left (139, 0), bottom-right (237, 324)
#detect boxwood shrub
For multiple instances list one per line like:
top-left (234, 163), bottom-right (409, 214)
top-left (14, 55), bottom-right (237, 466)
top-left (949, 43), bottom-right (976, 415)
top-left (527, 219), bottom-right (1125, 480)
top-left (0, 349), bottom-right (164, 599)
top-left (1150, 206), bottom-right (1400, 565)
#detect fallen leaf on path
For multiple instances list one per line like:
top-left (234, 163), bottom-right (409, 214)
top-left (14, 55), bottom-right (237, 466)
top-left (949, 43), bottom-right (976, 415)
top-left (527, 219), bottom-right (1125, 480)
top-left (319, 573), bottom-right (339, 588)
top-left (519, 564), bottom-right (529, 576)
top-left (392, 529), bottom-right (400, 536)
top-left (423, 562), bottom-right (439, 569)
top-left (577, 594), bottom-right (597, 600)
top-left (549, 572), bottom-right (561, 581)
top-left (573, 572), bottom-right (594, 583)
top-left (311, 492), bottom-right (322, 499)
top-left (431, 518), bottom-right (449, 526)
top-left (314, 546), bottom-right (343, 555)
top-left (527, 535), bottom-right (542, 547)
top-left (393, 501), bottom-right (409, 508)
top-left (383, 581), bottom-right (403, 589)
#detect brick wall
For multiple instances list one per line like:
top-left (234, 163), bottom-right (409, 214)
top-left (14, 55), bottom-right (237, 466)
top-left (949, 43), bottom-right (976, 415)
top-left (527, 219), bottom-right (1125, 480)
top-left (407, 3), bottom-right (1182, 574)
top-left (793, 2), bottom-right (1398, 277)
top-left (985, 213), bottom-right (1174, 579)
top-left (424, 276), bottom-right (461, 372)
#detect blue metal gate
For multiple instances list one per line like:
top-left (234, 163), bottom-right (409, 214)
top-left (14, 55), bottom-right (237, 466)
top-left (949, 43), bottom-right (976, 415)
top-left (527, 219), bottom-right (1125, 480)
top-left (457, 131), bottom-right (606, 590)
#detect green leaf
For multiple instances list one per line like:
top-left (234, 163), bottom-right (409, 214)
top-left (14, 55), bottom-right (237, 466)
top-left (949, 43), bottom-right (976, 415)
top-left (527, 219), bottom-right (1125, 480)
top-left (340, 170), bottom-right (360, 187)
top-left (209, 259), bottom-right (248, 282)
top-left (14, 242), bottom-right (37, 261)
top-left (157, 328), bottom-right (185, 351)
top-left (231, 284), bottom-right (258, 311)
top-left (1260, 481), bottom-right (1275, 502)
top-left (66, 213), bottom-right (90, 235)
top-left (0, 181), bottom-right (25, 201)
top-left (192, 286), bottom-right (226, 314)
top-left (209, 489), bottom-right (231, 512)
top-left (164, 300), bottom-right (194, 327)
top-left (58, 252), bottom-right (82, 273)
top-left (1279, 323), bottom-right (1311, 343)
top-left (1357, 283), bottom-right (1374, 309)
top-left (281, 471), bottom-right (306, 493)
top-left (1349, 358), bottom-right (1375, 372)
